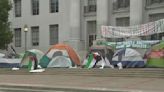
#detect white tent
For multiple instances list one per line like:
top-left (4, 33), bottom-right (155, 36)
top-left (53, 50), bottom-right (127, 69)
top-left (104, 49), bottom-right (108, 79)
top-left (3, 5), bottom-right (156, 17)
top-left (112, 48), bottom-right (145, 68)
top-left (44, 49), bottom-right (73, 68)
top-left (113, 48), bottom-right (143, 61)
top-left (48, 56), bottom-right (72, 68)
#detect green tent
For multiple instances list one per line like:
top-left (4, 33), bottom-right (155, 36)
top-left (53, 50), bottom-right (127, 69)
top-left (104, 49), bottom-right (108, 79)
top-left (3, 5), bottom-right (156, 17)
top-left (20, 49), bottom-right (44, 68)
top-left (18, 52), bottom-right (25, 58)
top-left (146, 42), bottom-right (164, 68)
top-left (151, 41), bottom-right (164, 50)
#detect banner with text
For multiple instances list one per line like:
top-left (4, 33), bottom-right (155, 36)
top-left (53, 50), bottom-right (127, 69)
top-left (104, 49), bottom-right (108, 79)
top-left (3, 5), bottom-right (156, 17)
top-left (101, 19), bottom-right (164, 38)
top-left (98, 40), bottom-right (160, 49)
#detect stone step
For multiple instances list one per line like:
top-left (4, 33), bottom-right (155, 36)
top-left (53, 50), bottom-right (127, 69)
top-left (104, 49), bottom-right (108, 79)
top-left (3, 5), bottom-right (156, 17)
top-left (0, 68), bottom-right (164, 78)
top-left (45, 69), bottom-right (164, 77)
top-left (40, 68), bottom-right (164, 78)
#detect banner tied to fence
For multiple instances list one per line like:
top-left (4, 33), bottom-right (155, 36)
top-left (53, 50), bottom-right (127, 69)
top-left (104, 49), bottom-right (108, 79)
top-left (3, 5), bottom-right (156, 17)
top-left (101, 19), bottom-right (164, 38)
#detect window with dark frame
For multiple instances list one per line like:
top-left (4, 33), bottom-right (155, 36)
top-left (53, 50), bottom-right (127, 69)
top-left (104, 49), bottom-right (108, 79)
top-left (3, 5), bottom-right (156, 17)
top-left (14, 0), bottom-right (21, 17)
top-left (149, 13), bottom-right (164, 40)
top-left (151, 0), bottom-right (164, 4)
top-left (14, 28), bottom-right (21, 47)
top-left (50, 0), bottom-right (59, 13)
top-left (49, 24), bottom-right (59, 45)
top-left (146, 0), bottom-right (164, 6)
top-left (113, 0), bottom-right (130, 10)
top-left (89, 35), bottom-right (96, 47)
top-left (31, 0), bottom-right (39, 15)
top-left (31, 26), bottom-right (39, 46)
top-left (116, 17), bottom-right (130, 27)
top-left (149, 13), bottom-right (164, 22)
top-left (118, 0), bottom-right (130, 8)
top-left (114, 17), bottom-right (129, 42)
top-left (88, 0), bottom-right (96, 5)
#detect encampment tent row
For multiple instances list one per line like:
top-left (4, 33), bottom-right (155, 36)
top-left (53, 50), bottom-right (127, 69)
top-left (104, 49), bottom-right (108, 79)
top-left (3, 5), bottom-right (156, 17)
top-left (0, 42), bottom-right (163, 69)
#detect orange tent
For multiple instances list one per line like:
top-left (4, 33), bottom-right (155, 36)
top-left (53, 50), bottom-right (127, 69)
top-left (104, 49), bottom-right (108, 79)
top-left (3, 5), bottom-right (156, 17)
top-left (47, 43), bottom-right (81, 65)
top-left (39, 43), bottom-right (81, 68)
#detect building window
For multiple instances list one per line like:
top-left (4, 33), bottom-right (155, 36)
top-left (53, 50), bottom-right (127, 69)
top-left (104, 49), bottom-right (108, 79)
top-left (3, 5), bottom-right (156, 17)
top-left (146, 0), bottom-right (164, 6)
top-left (89, 35), bottom-right (96, 47)
top-left (88, 0), bottom-right (96, 5)
top-left (113, 0), bottom-right (130, 10)
top-left (149, 13), bottom-right (164, 40)
top-left (14, 28), bottom-right (21, 47)
top-left (31, 0), bottom-right (39, 15)
top-left (87, 21), bottom-right (96, 47)
top-left (84, 0), bottom-right (96, 13)
top-left (149, 13), bottom-right (164, 22)
top-left (49, 24), bottom-right (59, 45)
top-left (14, 0), bottom-right (21, 17)
top-left (50, 0), bottom-right (59, 13)
top-left (114, 17), bottom-right (129, 42)
top-left (116, 17), bottom-right (130, 26)
top-left (118, 0), bottom-right (130, 8)
top-left (151, 0), bottom-right (163, 3)
top-left (31, 26), bottom-right (39, 46)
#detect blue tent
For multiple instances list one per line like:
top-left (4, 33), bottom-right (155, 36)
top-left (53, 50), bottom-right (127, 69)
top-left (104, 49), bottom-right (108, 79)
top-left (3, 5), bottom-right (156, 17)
top-left (111, 48), bottom-right (145, 68)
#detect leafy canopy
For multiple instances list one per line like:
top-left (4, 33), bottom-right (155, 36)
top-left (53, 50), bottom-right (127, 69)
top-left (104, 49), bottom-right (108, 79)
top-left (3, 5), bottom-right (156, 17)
top-left (0, 0), bottom-right (13, 49)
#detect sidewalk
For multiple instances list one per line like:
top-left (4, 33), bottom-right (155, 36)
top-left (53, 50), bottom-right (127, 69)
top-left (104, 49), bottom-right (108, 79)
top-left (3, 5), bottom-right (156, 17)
top-left (0, 75), bottom-right (164, 92)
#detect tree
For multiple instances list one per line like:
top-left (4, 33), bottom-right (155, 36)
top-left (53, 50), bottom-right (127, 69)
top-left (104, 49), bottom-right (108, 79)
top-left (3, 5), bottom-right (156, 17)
top-left (0, 0), bottom-right (13, 50)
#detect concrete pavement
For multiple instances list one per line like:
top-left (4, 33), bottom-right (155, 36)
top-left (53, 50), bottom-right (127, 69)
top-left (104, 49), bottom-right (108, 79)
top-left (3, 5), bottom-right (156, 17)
top-left (0, 74), bottom-right (164, 92)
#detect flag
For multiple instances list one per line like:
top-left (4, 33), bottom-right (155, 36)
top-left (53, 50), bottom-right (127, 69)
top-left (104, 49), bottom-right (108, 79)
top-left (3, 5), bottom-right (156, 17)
top-left (84, 54), bottom-right (95, 68)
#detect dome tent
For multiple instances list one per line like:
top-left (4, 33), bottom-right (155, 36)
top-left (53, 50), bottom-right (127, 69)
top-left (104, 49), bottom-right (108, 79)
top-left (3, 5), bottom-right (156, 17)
top-left (146, 41), bottom-right (164, 68)
top-left (83, 45), bottom-right (114, 69)
top-left (112, 48), bottom-right (145, 68)
top-left (39, 43), bottom-right (81, 68)
top-left (0, 53), bottom-right (21, 68)
top-left (20, 49), bottom-right (44, 68)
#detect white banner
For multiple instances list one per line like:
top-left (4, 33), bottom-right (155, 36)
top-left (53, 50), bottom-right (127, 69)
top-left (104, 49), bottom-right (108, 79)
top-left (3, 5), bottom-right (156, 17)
top-left (101, 19), bottom-right (164, 38)
top-left (103, 40), bottom-right (160, 49)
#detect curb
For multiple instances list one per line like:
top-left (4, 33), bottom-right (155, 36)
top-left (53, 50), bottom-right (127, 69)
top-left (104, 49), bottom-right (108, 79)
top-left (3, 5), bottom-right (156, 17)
top-left (0, 83), bottom-right (143, 92)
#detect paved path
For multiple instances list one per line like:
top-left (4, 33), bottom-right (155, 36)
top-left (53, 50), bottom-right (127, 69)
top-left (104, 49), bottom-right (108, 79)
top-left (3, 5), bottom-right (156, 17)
top-left (0, 75), bottom-right (164, 92)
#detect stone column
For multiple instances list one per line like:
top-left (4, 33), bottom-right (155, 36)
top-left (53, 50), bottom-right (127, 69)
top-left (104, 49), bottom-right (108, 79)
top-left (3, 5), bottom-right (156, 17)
top-left (96, 0), bottom-right (109, 39)
top-left (130, 0), bottom-right (144, 25)
top-left (69, 0), bottom-right (81, 50)
top-left (130, 0), bottom-right (144, 40)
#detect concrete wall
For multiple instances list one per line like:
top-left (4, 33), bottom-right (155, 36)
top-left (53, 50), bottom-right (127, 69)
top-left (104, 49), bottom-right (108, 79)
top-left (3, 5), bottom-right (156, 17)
top-left (9, 0), bottom-right (71, 53)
